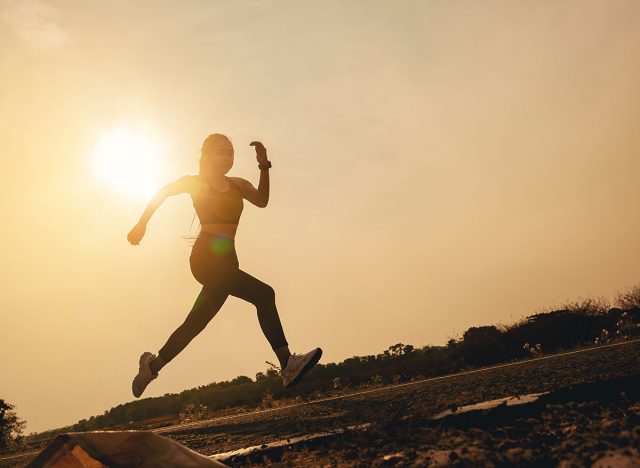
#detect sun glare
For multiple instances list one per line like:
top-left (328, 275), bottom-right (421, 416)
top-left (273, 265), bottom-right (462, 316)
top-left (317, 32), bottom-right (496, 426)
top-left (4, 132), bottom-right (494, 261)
top-left (92, 128), bottom-right (165, 198)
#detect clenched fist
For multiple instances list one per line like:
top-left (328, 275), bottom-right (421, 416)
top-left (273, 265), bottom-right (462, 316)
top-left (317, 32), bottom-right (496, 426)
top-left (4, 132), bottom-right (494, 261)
top-left (127, 222), bottom-right (146, 245)
top-left (250, 141), bottom-right (268, 165)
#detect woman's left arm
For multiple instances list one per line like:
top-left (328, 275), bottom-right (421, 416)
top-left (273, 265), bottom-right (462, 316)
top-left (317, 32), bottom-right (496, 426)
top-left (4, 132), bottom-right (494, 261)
top-left (235, 141), bottom-right (271, 207)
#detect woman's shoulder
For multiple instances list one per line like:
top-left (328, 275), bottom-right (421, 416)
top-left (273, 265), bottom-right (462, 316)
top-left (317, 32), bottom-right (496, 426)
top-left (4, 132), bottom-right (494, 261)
top-left (176, 175), bottom-right (205, 195)
top-left (228, 176), bottom-right (250, 191)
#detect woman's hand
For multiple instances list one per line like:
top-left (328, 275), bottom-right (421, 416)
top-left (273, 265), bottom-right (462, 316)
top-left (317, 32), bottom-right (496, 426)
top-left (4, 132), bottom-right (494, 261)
top-left (250, 141), bottom-right (268, 165)
top-left (127, 222), bottom-right (146, 245)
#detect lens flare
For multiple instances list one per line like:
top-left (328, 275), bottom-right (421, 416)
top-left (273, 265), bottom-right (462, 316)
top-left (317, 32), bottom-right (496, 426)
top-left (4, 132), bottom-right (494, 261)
top-left (209, 236), bottom-right (233, 256)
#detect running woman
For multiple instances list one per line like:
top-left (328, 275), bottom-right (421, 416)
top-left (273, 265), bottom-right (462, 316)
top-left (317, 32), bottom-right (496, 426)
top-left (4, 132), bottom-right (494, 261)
top-left (127, 134), bottom-right (322, 398)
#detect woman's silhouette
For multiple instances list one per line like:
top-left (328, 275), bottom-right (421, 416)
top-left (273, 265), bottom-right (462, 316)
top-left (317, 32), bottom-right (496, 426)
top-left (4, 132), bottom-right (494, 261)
top-left (128, 134), bottom-right (322, 398)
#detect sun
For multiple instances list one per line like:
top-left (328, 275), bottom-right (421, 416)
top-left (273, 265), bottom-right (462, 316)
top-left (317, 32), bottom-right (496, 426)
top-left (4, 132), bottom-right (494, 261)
top-left (92, 128), bottom-right (166, 198)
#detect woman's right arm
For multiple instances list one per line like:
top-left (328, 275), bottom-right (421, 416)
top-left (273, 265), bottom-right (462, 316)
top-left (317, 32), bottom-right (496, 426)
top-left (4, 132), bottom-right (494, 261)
top-left (127, 176), bottom-right (195, 245)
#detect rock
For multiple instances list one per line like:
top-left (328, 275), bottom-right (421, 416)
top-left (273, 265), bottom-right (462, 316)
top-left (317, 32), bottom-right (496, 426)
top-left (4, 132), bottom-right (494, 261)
top-left (381, 451), bottom-right (405, 463)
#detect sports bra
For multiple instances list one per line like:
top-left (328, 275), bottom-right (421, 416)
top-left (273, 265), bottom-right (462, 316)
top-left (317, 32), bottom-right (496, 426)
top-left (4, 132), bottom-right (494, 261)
top-left (193, 177), bottom-right (244, 225)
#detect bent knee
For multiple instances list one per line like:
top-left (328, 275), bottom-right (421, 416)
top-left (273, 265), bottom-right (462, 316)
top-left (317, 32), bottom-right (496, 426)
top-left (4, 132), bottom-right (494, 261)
top-left (256, 283), bottom-right (276, 304)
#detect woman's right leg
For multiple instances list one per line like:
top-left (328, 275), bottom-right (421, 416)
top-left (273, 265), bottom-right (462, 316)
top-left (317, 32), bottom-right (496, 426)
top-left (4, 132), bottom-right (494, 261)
top-left (134, 286), bottom-right (228, 397)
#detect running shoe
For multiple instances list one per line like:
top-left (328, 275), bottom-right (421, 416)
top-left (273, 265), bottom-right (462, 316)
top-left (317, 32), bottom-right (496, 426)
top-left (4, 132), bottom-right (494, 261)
top-left (281, 347), bottom-right (323, 388)
top-left (132, 352), bottom-right (158, 398)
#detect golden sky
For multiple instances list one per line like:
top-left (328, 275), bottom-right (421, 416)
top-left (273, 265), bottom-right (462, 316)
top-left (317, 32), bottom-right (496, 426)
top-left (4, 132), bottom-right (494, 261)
top-left (2, 0), bottom-right (640, 434)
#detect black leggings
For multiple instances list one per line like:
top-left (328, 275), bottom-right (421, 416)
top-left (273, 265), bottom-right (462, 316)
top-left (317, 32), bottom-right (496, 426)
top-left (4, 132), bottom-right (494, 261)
top-left (158, 233), bottom-right (288, 362)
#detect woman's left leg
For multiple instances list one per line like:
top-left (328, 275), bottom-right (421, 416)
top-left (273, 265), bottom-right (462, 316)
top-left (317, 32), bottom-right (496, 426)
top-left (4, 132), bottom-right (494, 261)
top-left (226, 267), bottom-right (290, 366)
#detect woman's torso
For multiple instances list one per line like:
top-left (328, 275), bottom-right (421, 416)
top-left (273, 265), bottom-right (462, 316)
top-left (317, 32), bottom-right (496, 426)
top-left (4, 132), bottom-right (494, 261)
top-left (191, 176), bottom-right (244, 239)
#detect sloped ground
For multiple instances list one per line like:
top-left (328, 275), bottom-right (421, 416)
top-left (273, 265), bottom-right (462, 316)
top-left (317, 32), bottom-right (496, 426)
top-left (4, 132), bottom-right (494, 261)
top-left (168, 341), bottom-right (640, 467)
top-left (239, 374), bottom-right (640, 466)
top-left (3, 341), bottom-right (640, 467)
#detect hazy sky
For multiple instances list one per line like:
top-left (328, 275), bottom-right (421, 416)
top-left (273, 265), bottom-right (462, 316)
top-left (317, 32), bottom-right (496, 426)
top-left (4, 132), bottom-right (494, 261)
top-left (2, 0), bottom-right (640, 434)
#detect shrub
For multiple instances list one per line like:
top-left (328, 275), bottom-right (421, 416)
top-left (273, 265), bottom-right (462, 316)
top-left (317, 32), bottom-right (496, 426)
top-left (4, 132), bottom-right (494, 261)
top-left (562, 297), bottom-right (610, 316)
top-left (616, 284), bottom-right (640, 310)
top-left (460, 326), bottom-right (509, 366)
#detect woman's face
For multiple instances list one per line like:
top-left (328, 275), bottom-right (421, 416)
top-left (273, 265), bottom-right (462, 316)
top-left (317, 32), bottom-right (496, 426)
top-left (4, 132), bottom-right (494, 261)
top-left (208, 141), bottom-right (234, 175)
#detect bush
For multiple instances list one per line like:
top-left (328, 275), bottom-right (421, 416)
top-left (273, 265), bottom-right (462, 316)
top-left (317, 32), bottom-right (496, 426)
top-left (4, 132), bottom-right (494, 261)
top-left (460, 326), bottom-right (509, 365)
top-left (562, 297), bottom-right (610, 316)
top-left (616, 284), bottom-right (640, 310)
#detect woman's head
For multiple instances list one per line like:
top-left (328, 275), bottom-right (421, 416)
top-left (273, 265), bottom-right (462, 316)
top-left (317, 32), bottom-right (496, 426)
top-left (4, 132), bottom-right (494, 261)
top-left (199, 133), bottom-right (234, 178)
